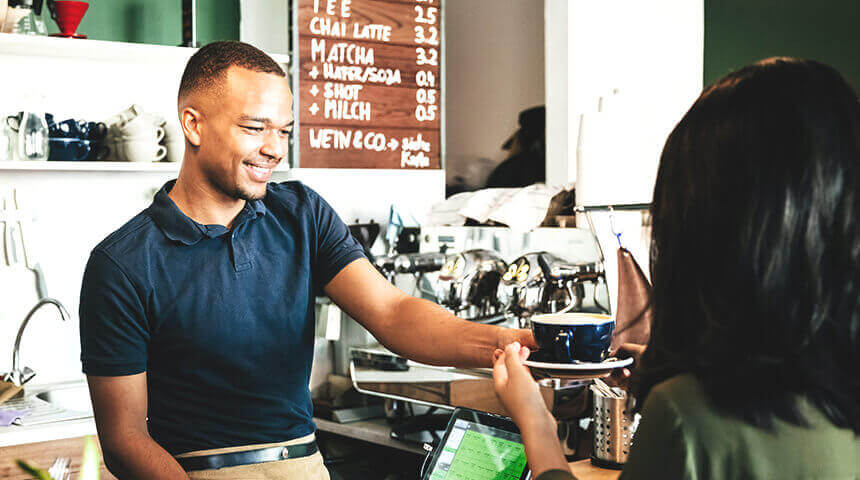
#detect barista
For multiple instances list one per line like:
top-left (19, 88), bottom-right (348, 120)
top-left (79, 41), bottom-right (537, 480)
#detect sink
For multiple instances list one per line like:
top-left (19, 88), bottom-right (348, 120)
top-left (0, 382), bottom-right (94, 427)
top-left (35, 384), bottom-right (93, 414)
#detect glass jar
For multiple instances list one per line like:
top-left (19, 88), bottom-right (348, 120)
top-left (16, 110), bottom-right (50, 161)
top-left (1, 120), bottom-right (14, 161)
top-left (11, 0), bottom-right (47, 35)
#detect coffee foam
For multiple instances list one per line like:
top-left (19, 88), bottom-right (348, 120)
top-left (531, 313), bottom-right (613, 326)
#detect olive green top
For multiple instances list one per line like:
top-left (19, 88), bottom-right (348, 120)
top-left (536, 374), bottom-right (858, 480)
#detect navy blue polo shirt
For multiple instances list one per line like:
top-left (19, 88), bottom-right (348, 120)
top-left (79, 180), bottom-right (365, 455)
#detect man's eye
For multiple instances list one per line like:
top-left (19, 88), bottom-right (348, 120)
top-left (243, 126), bottom-right (264, 132)
top-left (280, 130), bottom-right (292, 136)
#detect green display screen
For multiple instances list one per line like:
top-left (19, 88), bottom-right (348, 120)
top-left (428, 419), bottom-right (528, 480)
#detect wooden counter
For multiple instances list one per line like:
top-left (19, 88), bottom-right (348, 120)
top-left (314, 416), bottom-right (425, 455)
top-left (0, 435), bottom-right (116, 480)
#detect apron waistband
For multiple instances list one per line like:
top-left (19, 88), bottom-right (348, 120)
top-left (176, 440), bottom-right (319, 472)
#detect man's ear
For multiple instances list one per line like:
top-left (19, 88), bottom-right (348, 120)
top-left (180, 107), bottom-right (203, 147)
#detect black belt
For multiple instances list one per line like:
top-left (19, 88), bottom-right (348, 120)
top-left (176, 440), bottom-right (319, 472)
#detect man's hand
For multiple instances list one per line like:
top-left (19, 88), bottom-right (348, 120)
top-left (496, 328), bottom-right (538, 354)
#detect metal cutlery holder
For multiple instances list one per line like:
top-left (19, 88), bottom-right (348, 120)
top-left (590, 386), bottom-right (640, 469)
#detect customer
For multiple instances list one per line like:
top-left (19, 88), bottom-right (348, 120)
top-left (493, 57), bottom-right (860, 479)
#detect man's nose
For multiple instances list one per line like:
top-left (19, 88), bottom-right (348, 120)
top-left (260, 130), bottom-right (286, 160)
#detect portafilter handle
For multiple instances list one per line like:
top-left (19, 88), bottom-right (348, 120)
top-left (394, 252), bottom-right (447, 273)
top-left (545, 259), bottom-right (603, 283)
top-left (373, 255), bottom-right (397, 282)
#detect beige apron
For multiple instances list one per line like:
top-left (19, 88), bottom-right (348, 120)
top-left (176, 433), bottom-right (330, 480)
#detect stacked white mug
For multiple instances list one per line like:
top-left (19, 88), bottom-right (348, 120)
top-left (164, 123), bottom-right (185, 163)
top-left (107, 105), bottom-right (167, 162)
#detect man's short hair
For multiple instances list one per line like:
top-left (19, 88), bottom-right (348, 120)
top-left (178, 41), bottom-right (286, 100)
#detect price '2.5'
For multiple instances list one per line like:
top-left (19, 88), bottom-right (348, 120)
top-left (414, 5), bottom-right (438, 24)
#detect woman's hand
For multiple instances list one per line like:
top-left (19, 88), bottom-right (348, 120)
top-left (608, 342), bottom-right (647, 389)
top-left (492, 342), bottom-right (550, 428)
top-left (493, 342), bottom-right (571, 477)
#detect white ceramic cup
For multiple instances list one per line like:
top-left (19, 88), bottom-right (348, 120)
top-left (143, 113), bottom-right (167, 128)
top-left (118, 139), bottom-right (167, 162)
top-left (105, 104), bottom-right (144, 129)
top-left (118, 117), bottom-right (165, 139)
top-left (163, 123), bottom-right (183, 144)
top-left (165, 141), bottom-right (184, 163)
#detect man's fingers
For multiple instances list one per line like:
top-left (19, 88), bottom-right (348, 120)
top-left (493, 351), bottom-right (509, 390)
top-left (519, 329), bottom-right (539, 350)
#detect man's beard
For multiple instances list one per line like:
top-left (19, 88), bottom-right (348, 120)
top-left (205, 166), bottom-right (267, 202)
top-left (233, 184), bottom-right (266, 201)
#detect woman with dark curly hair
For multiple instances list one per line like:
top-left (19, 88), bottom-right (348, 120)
top-left (493, 57), bottom-right (860, 479)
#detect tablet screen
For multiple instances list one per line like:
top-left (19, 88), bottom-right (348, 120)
top-left (427, 418), bottom-right (529, 480)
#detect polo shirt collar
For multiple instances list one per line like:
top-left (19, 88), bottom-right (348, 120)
top-left (148, 180), bottom-right (268, 246)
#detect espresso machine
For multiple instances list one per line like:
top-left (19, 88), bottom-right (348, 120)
top-left (498, 252), bottom-right (609, 327)
top-left (421, 226), bottom-right (612, 324)
top-left (433, 249), bottom-right (508, 323)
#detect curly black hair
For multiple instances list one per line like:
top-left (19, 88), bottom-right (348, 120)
top-left (178, 41), bottom-right (285, 100)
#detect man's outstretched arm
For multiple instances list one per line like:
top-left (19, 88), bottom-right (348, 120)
top-left (324, 258), bottom-right (536, 368)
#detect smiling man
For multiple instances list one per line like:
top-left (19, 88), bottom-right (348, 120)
top-left (79, 41), bottom-right (534, 480)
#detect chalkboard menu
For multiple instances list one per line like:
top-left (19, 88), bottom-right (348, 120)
top-left (296, 0), bottom-right (442, 169)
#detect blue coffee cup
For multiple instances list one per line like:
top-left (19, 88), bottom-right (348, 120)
top-left (54, 118), bottom-right (83, 138)
top-left (531, 313), bottom-right (615, 364)
top-left (80, 121), bottom-right (107, 142)
top-left (48, 138), bottom-right (93, 161)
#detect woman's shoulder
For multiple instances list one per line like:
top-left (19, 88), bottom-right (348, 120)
top-left (637, 373), bottom-right (857, 478)
top-left (644, 373), bottom-right (707, 415)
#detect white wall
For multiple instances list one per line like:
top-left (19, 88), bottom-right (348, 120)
top-left (545, 0), bottom-right (704, 205)
top-left (544, 0), bottom-right (703, 307)
top-left (444, 0), bottom-right (545, 190)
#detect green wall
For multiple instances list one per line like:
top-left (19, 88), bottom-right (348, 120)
top-left (40, 0), bottom-right (239, 46)
top-left (705, 0), bottom-right (860, 92)
top-left (38, 1), bottom-right (859, 93)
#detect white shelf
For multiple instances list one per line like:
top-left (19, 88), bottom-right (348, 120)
top-left (0, 161), bottom-right (293, 173)
top-left (0, 160), bottom-right (181, 172)
top-left (0, 33), bottom-right (290, 64)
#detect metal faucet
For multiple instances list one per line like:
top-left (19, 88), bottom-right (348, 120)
top-left (10, 297), bottom-right (70, 385)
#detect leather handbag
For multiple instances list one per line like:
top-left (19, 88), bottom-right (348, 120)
top-left (611, 247), bottom-right (652, 350)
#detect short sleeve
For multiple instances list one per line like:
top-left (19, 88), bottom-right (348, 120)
top-left (79, 250), bottom-right (150, 376)
top-left (304, 186), bottom-right (366, 292)
top-left (619, 389), bottom-right (692, 480)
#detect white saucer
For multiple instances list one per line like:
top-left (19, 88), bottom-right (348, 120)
top-left (524, 356), bottom-right (633, 371)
